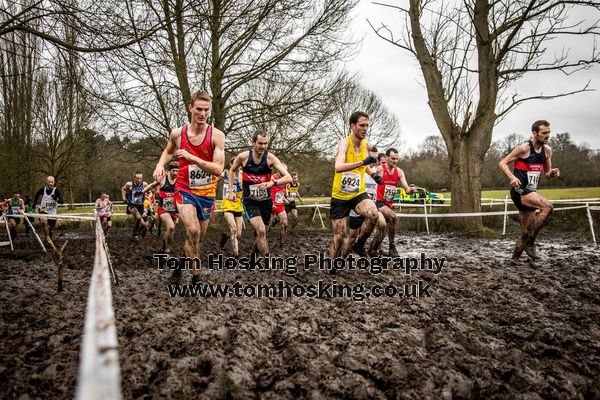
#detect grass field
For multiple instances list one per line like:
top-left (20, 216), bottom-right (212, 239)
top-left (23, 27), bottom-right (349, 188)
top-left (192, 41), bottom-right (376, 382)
top-left (56, 187), bottom-right (600, 215)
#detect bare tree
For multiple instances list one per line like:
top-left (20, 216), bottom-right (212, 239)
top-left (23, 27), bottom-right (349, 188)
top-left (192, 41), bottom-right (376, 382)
top-left (90, 0), bottom-right (357, 157)
top-left (0, 0), bottom-right (170, 53)
top-left (322, 75), bottom-right (401, 154)
top-left (370, 0), bottom-right (600, 229)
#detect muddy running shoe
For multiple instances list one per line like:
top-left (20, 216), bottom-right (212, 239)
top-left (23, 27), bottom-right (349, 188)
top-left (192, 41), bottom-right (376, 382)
top-left (168, 267), bottom-right (182, 283)
top-left (132, 235), bottom-right (140, 243)
top-left (220, 232), bottom-right (230, 249)
top-left (511, 237), bottom-right (525, 259)
top-left (524, 237), bottom-right (539, 260)
top-left (352, 240), bottom-right (367, 257)
top-left (388, 245), bottom-right (399, 258)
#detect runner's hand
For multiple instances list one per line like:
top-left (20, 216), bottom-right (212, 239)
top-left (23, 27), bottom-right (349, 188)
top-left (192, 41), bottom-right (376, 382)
top-left (362, 155), bottom-right (377, 166)
top-left (372, 173), bottom-right (383, 184)
top-left (153, 164), bottom-right (166, 182)
top-left (228, 190), bottom-right (236, 201)
top-left (175, 149), bottom-right (193, 161)
top-left (510, 176), bottom-right (522, 188)
top-left (549, 168), bottom-right (560, 178)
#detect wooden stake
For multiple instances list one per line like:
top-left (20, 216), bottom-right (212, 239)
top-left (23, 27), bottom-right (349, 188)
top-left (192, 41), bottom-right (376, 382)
top-left (47, 237), bottom-right (68, 292)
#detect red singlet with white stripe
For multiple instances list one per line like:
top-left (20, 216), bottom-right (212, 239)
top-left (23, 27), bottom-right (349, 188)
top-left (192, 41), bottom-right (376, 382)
top-left (175, 124), bottom-right (217, 197)
top-left (376, 164), bottom-right (399, 207)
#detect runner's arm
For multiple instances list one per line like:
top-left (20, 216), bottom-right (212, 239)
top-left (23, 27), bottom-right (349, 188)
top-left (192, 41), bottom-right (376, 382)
top-left (397, 168), bottom-right (417, 193)
top-left (334, 139), bottom-right (364, 173)
top-left (269, 155), bottom-right (292, 187)
top-left (153, 128), bottom-right (180, 181)
top-left (543, 147), bottom-right (560, 178)
top-left (143, 180), bottom-right (161, 193)
top-left (228, 153), bottom-right (245, 200)
top-left (33, 188), bottom-right (44, 206)
top-left (499, 144), bottom-right (528, 188)
top-left (53, 188), bottom-right (64, 204)
top-left (121, 182), bottom-right (131, 202)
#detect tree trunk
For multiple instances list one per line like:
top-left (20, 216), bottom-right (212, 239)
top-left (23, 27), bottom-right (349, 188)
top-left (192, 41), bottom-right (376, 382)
top-left (447, 127), bottom-right (492, 232)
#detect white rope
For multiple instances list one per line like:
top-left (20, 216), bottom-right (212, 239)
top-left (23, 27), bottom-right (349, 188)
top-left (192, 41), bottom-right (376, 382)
top-left (76, 220), bottom-right (121, 400)
top-left (395, 205), bottom-right (589, 218)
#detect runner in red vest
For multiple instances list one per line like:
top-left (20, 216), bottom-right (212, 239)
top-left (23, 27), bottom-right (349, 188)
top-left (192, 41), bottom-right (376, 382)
top-left (270, 170), bottom-right (289, 246)
top-left (374, 148), bottom-right (418, 257)
top-left (499, 120), bottom-right (559, 259)
top-left (145, 161), bottom-right (180, 253)
top-left (152, 91), bottom-right (225, 285)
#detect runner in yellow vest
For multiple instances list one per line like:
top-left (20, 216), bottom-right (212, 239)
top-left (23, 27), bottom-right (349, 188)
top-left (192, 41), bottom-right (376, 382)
top-left (329, 111), bottom-right (382, 258)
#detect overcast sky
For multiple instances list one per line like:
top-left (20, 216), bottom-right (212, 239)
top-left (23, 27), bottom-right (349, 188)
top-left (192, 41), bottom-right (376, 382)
top-left (346, 1), bottom-right (600, 152)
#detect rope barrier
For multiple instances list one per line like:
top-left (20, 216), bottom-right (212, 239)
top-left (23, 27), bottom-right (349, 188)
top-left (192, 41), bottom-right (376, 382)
top-left (75, 219), bottom-right (121, 400)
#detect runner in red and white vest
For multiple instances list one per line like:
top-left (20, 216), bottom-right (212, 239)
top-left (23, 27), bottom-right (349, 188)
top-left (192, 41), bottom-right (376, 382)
top-left (499, 120), bottom-right (559, 260)
top-left (374, 147), bottom-right (418, 257)
top-left (229, 130), bottom-right (292, 256)
top-left (94, 193), bottom-right (113, 234)
top-left (145, 161), bottom-right (180, 253)
top-left (152, 91), bottom-right (225, 286)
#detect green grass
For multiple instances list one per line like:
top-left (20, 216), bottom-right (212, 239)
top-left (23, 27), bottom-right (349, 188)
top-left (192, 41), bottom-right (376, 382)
top-left (56, 187), bottom-right (600, 215)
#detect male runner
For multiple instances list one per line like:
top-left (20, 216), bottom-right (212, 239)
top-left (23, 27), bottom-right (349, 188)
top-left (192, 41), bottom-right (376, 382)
top-left (145, 161), bottom-right (179, 253)
top-left (142, 189), bottom-right (156, 235)
top-left (94, 193), bottom-right (113, 234)
top-left (153, 90), bottom-right (225, 285)
top-left (219, 158), bottom-right (244, 257)
top-left (270, 170), bottom-right (289, 246)
top-left (374, 147), bottom-right (418, 257)
top-left (285, 172), bottom-right (303, 230)
top-left (329, 111), bottom-right (381, 258)
top-left (121, 171), bottom-right (149, 242)
top-left (345, 147), bottom-right (387, 257)
top-left (34, 176), bottom-right (64, 239)
top-left (499, 120), bottom-right (560, 259)
top-left (229, 130), bottom-right (292, 256)
top-left (5, 191), bottom-right (24, 240)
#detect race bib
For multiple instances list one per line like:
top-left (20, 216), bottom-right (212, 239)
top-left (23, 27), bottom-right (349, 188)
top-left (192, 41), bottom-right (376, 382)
top-left (223, 184), bottom-right (236, 199)
top-left (188, 165), bottom-right (212, 189)
top-left (275, 192), bottom-right (285, 204)
top-left (288, 192), bottom-right (297, 201)
top-left (162, 196), bottom-right (176, 212)
top-left (249, 184), bottom-right (269, 201)
top-left (340, 172), bottom-right (361, 194)
top-left (45, 200), bottom-right (58, 214)
top-left (131, 192), bottom-right (144, 205)
top-left (526, 171), bottom-right (541, 191)
top-left (11, 206), bottom-right (21, 214)
top-left (384, 185), bottom-right (396, 202)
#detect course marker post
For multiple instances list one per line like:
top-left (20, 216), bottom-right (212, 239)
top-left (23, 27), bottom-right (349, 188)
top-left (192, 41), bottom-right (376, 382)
top-left (24, 214), bottom-right (47, 252)
top-left (423, 200), bottom-right (430, 235)
top-left (586, 203), bottom-right (596, 246)
top-left (3, 216), bottom-right (13, 251)
top-left (502, 195), bottom-right (508, 235)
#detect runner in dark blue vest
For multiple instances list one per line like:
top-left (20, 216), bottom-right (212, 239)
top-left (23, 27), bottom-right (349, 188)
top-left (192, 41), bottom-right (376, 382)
top-left (499, 120), bottom-right (560, 259)
top-left (228, 130), bottom-right (292, 256)
top-left (121, 171), bottom-right (149, 242)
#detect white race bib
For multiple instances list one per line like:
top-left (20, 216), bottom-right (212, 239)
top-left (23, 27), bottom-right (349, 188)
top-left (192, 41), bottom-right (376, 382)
top-left (131, 192), bottom-right (144, 205)
top-left (249, 184), bottom-right (269, 201)
top-left (384, 185), bottom-right (396, 202)
top-left (45, 200), bottom-right (58, 214)
top-left (188, 165), bottom-right (212, 189)
top-left (162, 196), bottom-right (176, 212)
top-left (275, 192), bottom-right (285, 204)
top-left (340, 172), bottom-right (361, 194)
top-left (526, 171), bottom-right (541, 191)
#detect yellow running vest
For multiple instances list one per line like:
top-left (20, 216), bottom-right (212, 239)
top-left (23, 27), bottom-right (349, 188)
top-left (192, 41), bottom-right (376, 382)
top-left (331, 136), bottom-right (367, 200)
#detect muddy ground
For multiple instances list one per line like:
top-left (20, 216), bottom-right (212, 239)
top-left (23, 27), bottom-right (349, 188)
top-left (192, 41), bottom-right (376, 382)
top-left (1, 221), bottom-right (599, 399)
